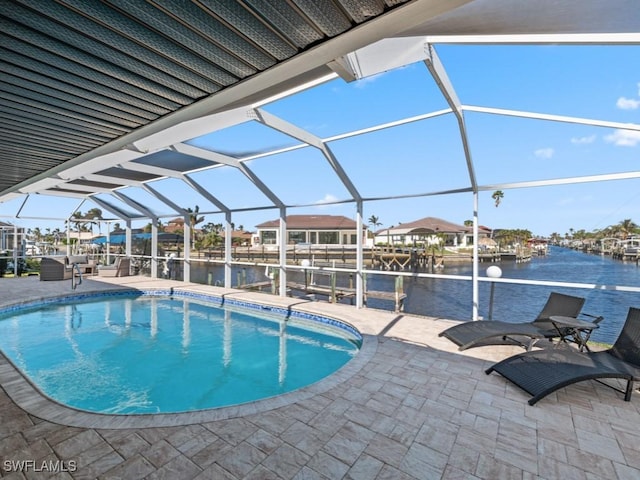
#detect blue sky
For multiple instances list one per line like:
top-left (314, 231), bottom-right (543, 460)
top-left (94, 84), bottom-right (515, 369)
top-left (1, 44), bottom-right (638, 237)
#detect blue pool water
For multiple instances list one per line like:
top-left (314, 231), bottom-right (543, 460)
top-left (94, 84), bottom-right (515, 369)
top-left (0, 292), bottom-right (360, 414)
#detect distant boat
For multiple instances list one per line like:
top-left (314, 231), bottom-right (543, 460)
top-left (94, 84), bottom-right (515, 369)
top-left (612, 237), bottom-right (640, 261)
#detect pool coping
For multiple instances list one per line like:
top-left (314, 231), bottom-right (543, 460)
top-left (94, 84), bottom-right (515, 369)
top-left (0, 286), bottom-right (377, 429)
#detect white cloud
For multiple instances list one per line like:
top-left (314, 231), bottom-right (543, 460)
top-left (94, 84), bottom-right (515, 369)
top-left (604, 129), bottom-right (640, 147)
top-left (570, 135), bottom-right (596, 145)
top-left (314, 194), bottom-right (339, 207)
top-left (616, 97), bottom-right (640, 110)
top-left (534, 148), bottom-right (554, 159)
top-left (354, 72), bottom-right (384, 88)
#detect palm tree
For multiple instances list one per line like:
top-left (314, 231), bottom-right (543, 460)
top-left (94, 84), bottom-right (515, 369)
top-left (491, 190), bottom-right (504, 207)
top-left (185, 205), bottom-right (205, 249)
top-left (85, 207), bottom-right (103, 220)
top-left (86, 208), bottom-right (103, 237)
top-left (201, 230), bottom-right (222, 249)
top-left (32, 227), bottom-right (42, 242)
top-left (71, 211), bottom-right (86, 231)
top-left (618, 219), bottom-right (638, 240)
top-left (549, 232), bottom-right (562, 245)
top-left (368, 215), bottom-right (381, 239)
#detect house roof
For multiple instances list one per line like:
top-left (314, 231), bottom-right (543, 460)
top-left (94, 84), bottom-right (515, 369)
top-left (386, 216), bottom-right (471, 234)
top-left (256, 215), bottom-right (359, 230)
top-left (222, 230), bottom-right (253, 239)
top-left (478, 237), bottom-right (498, 246)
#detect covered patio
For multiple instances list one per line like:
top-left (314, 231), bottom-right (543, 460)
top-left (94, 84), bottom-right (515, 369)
top-left (1, 1), bottom-right (640, 478)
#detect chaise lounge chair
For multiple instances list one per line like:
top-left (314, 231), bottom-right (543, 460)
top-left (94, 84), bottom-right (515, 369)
top-left (439, 292), bottom-right (589, 351)
top-left (485, 307), bottom-right (640, 405)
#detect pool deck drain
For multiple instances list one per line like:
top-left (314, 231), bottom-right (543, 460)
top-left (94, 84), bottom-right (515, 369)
top-left (1, 276), bottom-right (639, 479)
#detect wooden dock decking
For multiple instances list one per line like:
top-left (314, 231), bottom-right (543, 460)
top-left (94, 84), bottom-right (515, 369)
top-left (285, 282), bottom-right (406, 313)
top-left (196, 246), bottom-right (532, 272)
top-left (236, 275), bottom-right (406, 312)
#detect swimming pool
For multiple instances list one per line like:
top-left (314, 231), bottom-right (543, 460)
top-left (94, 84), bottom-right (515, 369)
top-left (0, 291), bottom-right (361, 414)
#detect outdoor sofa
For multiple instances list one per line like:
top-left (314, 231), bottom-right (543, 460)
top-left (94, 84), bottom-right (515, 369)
top-left (40, 255), bottom-right (97, 281)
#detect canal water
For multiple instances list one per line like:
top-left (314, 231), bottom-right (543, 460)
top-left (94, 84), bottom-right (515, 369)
top-left (188, 246), bottom-right (639, 344)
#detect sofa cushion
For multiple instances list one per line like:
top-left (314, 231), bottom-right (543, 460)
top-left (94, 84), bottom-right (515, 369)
top-left (68, 255), bottom-right (89, 265)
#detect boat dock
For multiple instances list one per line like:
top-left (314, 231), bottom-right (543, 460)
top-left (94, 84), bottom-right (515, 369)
top-left (237, 271), bottom-right (407, 312)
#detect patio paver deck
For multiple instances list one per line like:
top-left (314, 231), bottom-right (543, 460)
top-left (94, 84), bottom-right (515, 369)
top-left (1, 276), bottom-right (639, 479)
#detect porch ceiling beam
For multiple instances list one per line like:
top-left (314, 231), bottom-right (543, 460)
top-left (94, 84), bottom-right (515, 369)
top-left (424, 33), bottom-right (640, 45)
top-left (172, 143), bottom-right (241, 168)
top-left (462, 106), bottom-right (640, 131)
top-left (252, 109), bottom-right (321, 148)
top-left (50, 183), bottom-right (115, 194)
top-left (111, 191), bottom-right (156, 219)
top-left (82, 174), bottom-right (144, 188)
top-left (179, 173), bottom-right (229, 213)
top-left (325, 109), bottom-right (453, 142)
top-left (330, 36), bottom-right (437, 82)
top-left (116, 161), bottom-right (179, 178)
top-left (39, 190), bottom-right (89, 199)
top-left (17, 177), bottom-right (65, 194)
top-left (58, 149), bottom-right (145, 180)
top-left (364, 186), bottom-right (473, 203)
top-left (253, 108), bottom-right (362, 202)
top-left (142, 184), bottom-right (188, 216)
top-left (424, 44), bottom-right (477, 191)
top-left (89, 196), bottom-right (133, 222)
top-left (173, 143), bottom-right (285, 208)
top-left (480, 171), bottom-right (640, 190)
top-left (131, 106), bottom-right (254, 154)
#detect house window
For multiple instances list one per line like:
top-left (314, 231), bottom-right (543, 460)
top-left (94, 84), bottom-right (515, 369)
top-left (261, 230), bottom-right (277, 245)
top-left (310, 232), bottom-right (317, 244)
top-left (318, 231), bottom-right (338, 244)
top-left (288, 231), bottom-right (306, 244)
top-left (350, 234), bottom-right (357, 244)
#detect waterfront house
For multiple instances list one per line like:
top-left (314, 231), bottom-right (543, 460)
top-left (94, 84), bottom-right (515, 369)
top-left (373, 216), bottom-right (491, 249)
top-left (222, 230), bottom-right (253, 246)
top-left (164, 217), bottom-right (189, 235)
top-left (255, 215), bottom-right (366, 247)
top-left (0, 221), bottom-right (26, 252)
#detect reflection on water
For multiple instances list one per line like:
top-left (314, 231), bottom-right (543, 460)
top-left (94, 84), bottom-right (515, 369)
top-left (190, 247), bottom-right (639, 344)
top-left (0, 295), bottom-right (358, 413)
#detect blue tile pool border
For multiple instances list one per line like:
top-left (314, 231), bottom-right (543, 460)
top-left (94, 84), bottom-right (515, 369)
top-left (0, 288), bottom-right (363, 343)
top-left (0, 285), bottom-right (376, 429)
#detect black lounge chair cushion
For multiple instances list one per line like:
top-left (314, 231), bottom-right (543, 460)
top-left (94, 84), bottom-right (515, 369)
top-left (486, 307), bottom-right (640, 405)
top-left (439, 292), bottom-right (586, 351)
top-left (439, 320), bottom-right (544, 350)
top-left (486, 349), bottom-right (639, 405)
